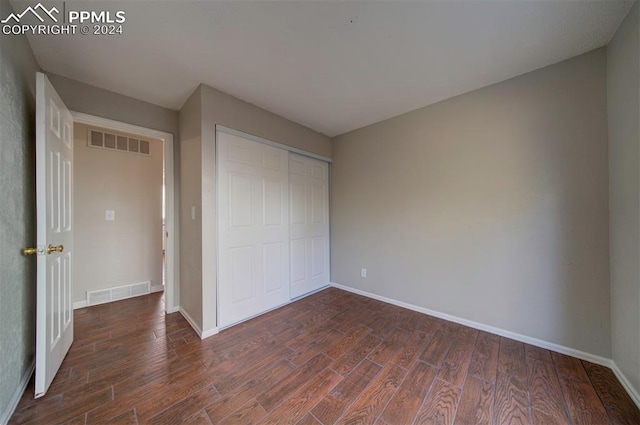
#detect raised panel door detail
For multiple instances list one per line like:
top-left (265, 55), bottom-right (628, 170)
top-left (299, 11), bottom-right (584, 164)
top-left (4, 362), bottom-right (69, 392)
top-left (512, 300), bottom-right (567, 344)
top-left (63, 253), bottom-right (71, 326)
top-left (230, 246), bottom-right (254, 303)
top-left (49, 151), bottom-right (60, 233)
top-left (62, 159), bottom-right (71, 232)
top-left (290, 182), bottom-right (306, 225)
top-left (263, 178), bottom-right (283, 226)
top-left (62, 121), bottom-right (72, 149)
top-left (311, 164), bottom-right (325, 179)
top-left (311, 185), bottom-right (325, 225)
top-left (289, 157), bottom-right (306, 176)
top-left (49, 99), bottom-right (60, 138)
top-left (264, 243), bottom-right (284, 293)
top-left (263, 151), bottom-right (282, 170)
top-left (290, 239), bottom-right (307, 284)
top-left (50, 257), bottom-right (61, 346)
top-left (289, 154), bottom-right (330, 299)
top-left (228, 143), bottom-right (252, 165)
top-left (311, 237), bottom-right (326, 278)
top-left (229, 173), bottom-right (252, 228)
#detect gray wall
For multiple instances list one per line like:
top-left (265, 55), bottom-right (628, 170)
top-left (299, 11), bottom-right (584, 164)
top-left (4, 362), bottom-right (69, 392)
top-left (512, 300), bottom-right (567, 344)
top-left (46, 74), bottom-right (179, 139)
top-left (608, 2), bottom-right (640, 400)
top-left (178, 84), bottom-right (333, 333)
top-left (331, 49), bottom-right (611, 358)
top-left (47, 73), bottom-right (181, 311)
top-left (179, 89), bottom-right (203, 328)
top-left (0, 0), bottom-right (40, 420)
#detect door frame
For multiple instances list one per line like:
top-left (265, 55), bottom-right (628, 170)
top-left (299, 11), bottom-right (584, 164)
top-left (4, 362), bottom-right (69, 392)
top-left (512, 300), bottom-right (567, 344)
top-left (70, 112), bottom-right (179, 314)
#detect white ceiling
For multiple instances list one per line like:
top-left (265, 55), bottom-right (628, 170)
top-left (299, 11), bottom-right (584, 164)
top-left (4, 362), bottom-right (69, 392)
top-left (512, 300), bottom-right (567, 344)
top-left (19, 0), bottom-right (634, 137)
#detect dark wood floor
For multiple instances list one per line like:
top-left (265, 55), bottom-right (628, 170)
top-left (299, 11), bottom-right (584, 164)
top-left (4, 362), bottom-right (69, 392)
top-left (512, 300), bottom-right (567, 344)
top-left (10, 288), bottom-right (640, 425)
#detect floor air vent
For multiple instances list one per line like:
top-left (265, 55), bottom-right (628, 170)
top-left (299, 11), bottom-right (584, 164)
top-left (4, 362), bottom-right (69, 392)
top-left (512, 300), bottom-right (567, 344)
top-left (86, 281), bottom-right (151, 306)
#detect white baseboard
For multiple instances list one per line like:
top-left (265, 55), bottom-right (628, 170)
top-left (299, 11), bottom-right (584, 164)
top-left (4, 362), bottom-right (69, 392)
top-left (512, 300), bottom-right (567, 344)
top-left (151, 284), bottom-right (164, 293)
top-left (1, 359), bottom-right (34, 425)
top-left (166, 305), bottom-right (180, 314)
top-left (611, 361), bottom-right (640, 409)
top-left (73, 300), bottom-right (87, 310)
top-left (179, 307), bottom-right (202, 336)
top-left (179, 307), bottom-right (218, 340)
top-left (331, 282), bottom-right (612, 368)
top-left (201, 327), bottom-right (219, 339)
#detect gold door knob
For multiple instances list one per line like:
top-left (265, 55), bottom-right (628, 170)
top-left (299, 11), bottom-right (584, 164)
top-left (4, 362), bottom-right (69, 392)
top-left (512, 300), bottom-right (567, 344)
top-left (47, 244), bottom-right (64, 254)
top-left (22, 247), bottom-right (38, 256)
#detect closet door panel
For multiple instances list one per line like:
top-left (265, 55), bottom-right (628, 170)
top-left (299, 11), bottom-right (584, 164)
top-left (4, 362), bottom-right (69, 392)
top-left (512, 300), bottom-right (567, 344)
top-left (289, 153), bottom-right (330, 299)
top-left (218, 131), bottom-right (289, 328)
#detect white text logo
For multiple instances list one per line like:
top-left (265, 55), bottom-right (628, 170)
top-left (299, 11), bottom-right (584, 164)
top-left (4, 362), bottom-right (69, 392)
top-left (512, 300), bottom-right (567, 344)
top-left (1, 3), bottom-right (58, 24)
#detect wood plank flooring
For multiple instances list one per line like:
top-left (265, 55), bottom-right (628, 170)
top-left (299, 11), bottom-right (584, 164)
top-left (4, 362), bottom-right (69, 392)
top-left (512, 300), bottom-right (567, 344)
top-left (10, 288), bottom-right (640, 424)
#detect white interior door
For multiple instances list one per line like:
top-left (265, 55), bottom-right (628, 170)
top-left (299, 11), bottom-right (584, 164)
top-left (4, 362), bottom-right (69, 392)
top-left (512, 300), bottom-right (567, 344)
top-left (217, 131), bottom-right (290, 328)
top-left (289, 154), bottom-right (330, 298)
top-left (35, 72), bottom-right (74, 398)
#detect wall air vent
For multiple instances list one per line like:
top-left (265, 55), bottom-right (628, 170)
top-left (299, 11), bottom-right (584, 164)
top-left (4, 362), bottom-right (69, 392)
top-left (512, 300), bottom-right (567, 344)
top-left (87, 128), bottom-right (152, 156)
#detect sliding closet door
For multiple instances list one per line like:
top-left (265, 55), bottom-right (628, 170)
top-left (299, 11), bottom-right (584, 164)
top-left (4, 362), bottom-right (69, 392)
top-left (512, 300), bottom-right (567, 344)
top-left (289, 153), bottom-right (330, 298)
top-left (218, 131), bottom-right (290, 328)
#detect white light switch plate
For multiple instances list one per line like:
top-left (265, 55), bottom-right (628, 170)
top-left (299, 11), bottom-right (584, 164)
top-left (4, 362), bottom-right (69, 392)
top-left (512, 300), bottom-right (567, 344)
top-left (105, 210), bottom-right (115, 221)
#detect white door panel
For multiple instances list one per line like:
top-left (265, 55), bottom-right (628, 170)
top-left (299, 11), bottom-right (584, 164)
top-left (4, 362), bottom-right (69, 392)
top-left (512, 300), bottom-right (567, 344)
top-left (35, 72), bottom-right (74, 397)
top-left (289, 154), bottom-right (330, 299)
top-left (218, 131), bottom-right (290, 328)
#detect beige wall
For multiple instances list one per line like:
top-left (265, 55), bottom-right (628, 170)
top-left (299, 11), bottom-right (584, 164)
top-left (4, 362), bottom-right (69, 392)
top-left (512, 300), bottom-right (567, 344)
top-left (0, 1), bottom-right (40, 419)
top-left (608, 2), bottom-right (640, 400)
top-left (178, 84), bottom-right (333, 333)
top-left (331, 49), bottom-right (611, 358)
top-left (179, 89), bottom-right (203, 327)
top-left (200, 85), bottom-right (332, 159)
top-left (73, 124), bottom-right (164, 303)
top-left (47, 74), bottom-right (179, 139)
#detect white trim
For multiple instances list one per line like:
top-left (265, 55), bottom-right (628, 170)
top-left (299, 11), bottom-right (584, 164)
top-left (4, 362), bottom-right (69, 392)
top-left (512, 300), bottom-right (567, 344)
top-left (216, 125), bottom-right (332, 163)
top-left (179, 307), bottom-right (218, 340)
top-left (331, 282), bottom-right (612, 368)
top-left (201, 327), bottom-right (219, 339)
top-left (151, 284), bottom-right (164, 293)
top-left (611, 361), bottom-right (640, 409)
top-left (1, 360), bottom-right (34, 425)
top-left (73, 300), bottom-right (87, 310)
top-left (167, 305), bottom-right (180, 314)
top-left (179, 307), bottom-right (202, 337)
top-left (70, 112), bottom-right (178, 315)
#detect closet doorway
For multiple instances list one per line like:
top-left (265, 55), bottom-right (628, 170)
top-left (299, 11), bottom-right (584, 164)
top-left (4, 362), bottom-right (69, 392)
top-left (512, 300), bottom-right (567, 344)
top-left (217, 127), bottom-right (330, 329)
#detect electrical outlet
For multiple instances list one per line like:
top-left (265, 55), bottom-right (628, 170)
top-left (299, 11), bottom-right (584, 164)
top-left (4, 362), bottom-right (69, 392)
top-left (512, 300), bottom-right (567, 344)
top-left (360, 268), bottom-right (367, 278)
top-left (105, 210), bottom-right (115, 221)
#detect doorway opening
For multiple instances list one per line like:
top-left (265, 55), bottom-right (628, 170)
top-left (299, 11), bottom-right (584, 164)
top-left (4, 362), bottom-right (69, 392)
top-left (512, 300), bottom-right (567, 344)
top-left (71, 112), bottom-right (177, 313)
